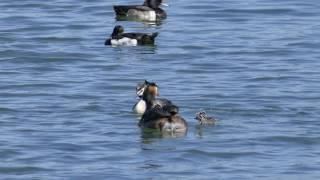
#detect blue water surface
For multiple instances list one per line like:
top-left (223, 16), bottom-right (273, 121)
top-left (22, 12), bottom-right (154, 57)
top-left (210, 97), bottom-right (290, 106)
top-left (1, 0), bottom-right (320, 179)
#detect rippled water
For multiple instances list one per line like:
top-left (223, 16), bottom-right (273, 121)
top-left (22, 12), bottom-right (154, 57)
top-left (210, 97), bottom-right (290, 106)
top-left (1, 0), bottom-right (320, 179)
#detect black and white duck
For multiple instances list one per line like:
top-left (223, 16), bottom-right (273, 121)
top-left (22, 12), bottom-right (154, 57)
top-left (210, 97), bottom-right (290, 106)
top-left (105, 25), bottom-right (158, 46)
top-left (113, 0), bottom-right (167, 21)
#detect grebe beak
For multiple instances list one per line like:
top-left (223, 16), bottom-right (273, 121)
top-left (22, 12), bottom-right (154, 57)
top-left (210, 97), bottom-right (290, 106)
top-left (161, 3), bottom-right (168, 6)
top-left (136, 88), bottom-right (145, 97)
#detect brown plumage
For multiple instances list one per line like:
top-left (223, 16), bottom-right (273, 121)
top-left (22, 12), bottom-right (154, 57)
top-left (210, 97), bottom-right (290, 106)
top-left (139, 82), bottom-right (187, 134)
top-left (195, 111), bottom-right (216, 125)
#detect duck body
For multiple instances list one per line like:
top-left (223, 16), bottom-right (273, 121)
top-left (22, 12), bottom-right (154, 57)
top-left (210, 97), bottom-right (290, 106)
top-left (114, 6), bottom-right (158, 21)
top-left (138, 82), bottom-right (187, 133)
top-left (113, 0), bottom-right (167, 21)
top-left (105, 26), bottom-right (158, 46)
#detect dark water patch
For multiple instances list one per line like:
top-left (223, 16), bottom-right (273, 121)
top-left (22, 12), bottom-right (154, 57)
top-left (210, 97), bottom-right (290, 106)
top-left (26, 66), bottom-right (65, 72)
top-left (0, 3), bottom-right (71, 10)
top-left (50, 142), bottom-right (95, 152)
top-left (32, 37), bottom-right (83, 43)
top-left (260, 136), bottom-right (319, 146)
top-left (0, 166), bottom-right (50, 175)
top-left (60, 94), bottom-right (101, 100)
top-left (0, 149), bottom-right (23, 160)
top-left (0, 107), bottom-right (18, 113)
top-left (8, 51), bottom-right (94, 64)
top-left (216, 17), bottom-right (251, 23)
top-left (80, 5), bottom-right (107, 13)
top-left (181, 4), bottom-right (220, 10)
top-left (0, 92), bottom-right (60, 98)
top-left (1, 15), bottom-right (35, 22)
top-left (248, 75), bottom-right (299, 82)
top-left (79, 104), bottom-right (104, 112)
top-left (139, 162), bottom-right (163, 170)
top-left (184, 149), bottom-right (262, 159)
top-left (12, 25), bottom-right (66, 34)
top-left (285, 163), bottom-right (320, 176)
top-left (287, 42), bottom-right (320, 48)
top-left (217, 8), bottom-right (296, 15)
top-left (78, 64), bottom-right (121, 71)
top-left (1, 83), bottom-right (66, 89)
top-left (65, 24), bottom-right (94, 30)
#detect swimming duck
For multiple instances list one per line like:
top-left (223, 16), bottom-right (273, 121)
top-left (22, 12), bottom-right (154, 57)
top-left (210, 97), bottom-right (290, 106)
top-left (132, 80), bottom-right (157, 115)
top-left (105, 25), bottom-right (158, 46)
top-left (113, 0), bottom-right (167, 21)
top-left (139, 82), bottom-right (188, 133)
top-left (195, 111), bottom-right (216, 125)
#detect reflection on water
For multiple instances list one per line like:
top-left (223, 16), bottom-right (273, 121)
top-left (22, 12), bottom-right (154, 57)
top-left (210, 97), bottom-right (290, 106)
top-left (115, 16), bottom-right (164, 26)
top-left (195, 124), bottom-right (217, 139)
top-left (109, 45), bottom-right (158, 55)
top-left (140, 128), bottom-right (187, 143)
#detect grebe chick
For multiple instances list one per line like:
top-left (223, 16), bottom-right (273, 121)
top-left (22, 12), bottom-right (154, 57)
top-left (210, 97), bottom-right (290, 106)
top-left (195, 111), bottom-right (216, 125)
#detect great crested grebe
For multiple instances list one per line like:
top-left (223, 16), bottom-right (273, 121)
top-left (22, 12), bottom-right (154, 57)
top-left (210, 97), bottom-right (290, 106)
top-left (132, 80), bottom-right (157, 115)
top-left (138, 82), bottom-right (187, 133)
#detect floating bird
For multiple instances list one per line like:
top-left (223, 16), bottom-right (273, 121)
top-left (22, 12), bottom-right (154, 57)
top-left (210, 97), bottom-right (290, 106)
top-left (105, 25), bottom-right (158, 46)
top-left (113, 0), bottom-right (167, 21)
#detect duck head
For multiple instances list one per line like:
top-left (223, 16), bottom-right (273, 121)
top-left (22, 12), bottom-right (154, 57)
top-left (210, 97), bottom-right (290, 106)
top-left (111, 25), bottom-right (124, 38)
top-left (143, 0), bottom-right (167, 9)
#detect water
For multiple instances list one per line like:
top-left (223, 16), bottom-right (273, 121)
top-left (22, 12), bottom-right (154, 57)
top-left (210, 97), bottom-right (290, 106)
top-left (1, 0), bottom-right (320, 179)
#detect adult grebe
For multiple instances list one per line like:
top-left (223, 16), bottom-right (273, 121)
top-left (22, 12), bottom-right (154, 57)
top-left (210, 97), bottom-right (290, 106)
top-left (105, 25), bottom-right (158, 46)
top-left (132, 80), bottom-right (158, 115)
top-left (139, 82), bottom-right (187, 133)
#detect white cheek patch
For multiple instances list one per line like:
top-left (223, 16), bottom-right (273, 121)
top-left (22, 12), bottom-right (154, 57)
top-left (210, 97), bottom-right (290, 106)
top-left (111, 37), bottom-right (138, 46)
top-left (127, 9), bottom-right (156, 21)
